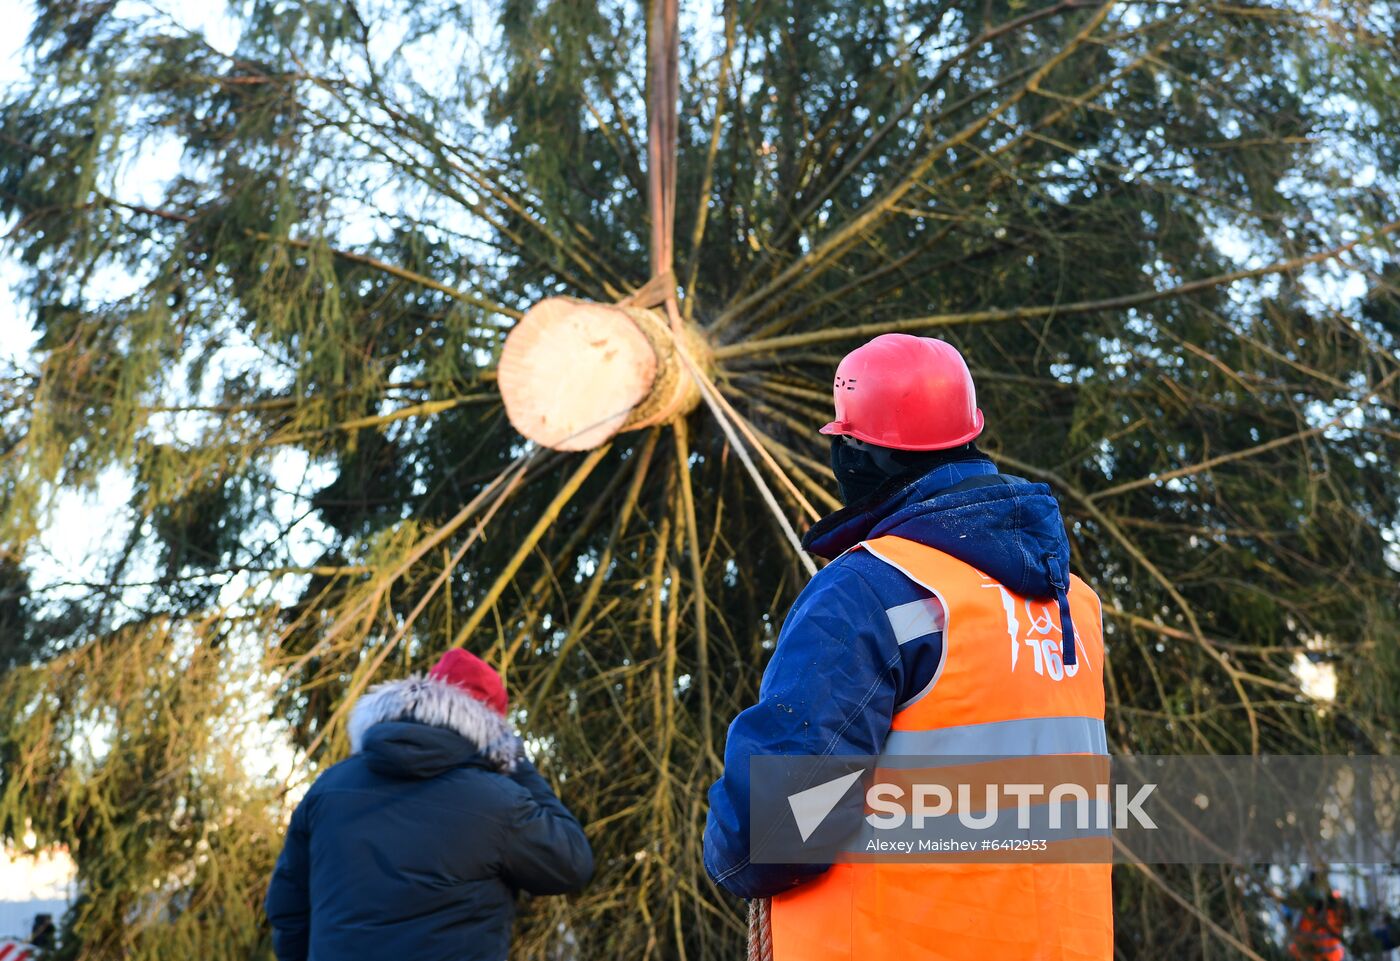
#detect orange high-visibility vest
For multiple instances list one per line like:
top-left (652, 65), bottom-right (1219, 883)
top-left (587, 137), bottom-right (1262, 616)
top-left (1289, 906), bottom-right (1345, 961)
top-left (770, 535), bottom-right (1114, 961)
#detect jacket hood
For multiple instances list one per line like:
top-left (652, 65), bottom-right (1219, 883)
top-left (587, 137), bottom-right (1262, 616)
top-left (348, 674), bottom-right (522, 777)
top-left (803, 457), bottom-right (1079, 662)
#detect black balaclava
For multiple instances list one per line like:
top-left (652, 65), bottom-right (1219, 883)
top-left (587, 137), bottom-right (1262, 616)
top-left (829, 436), bottom-right (982, 506)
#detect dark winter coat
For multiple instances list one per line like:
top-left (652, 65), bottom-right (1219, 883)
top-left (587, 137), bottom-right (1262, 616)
top-left (265, 675), bottom-right (593, 961)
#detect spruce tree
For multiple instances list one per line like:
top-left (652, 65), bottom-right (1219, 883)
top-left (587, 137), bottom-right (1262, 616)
top-left (1, 1), bottom-right (1398, 957)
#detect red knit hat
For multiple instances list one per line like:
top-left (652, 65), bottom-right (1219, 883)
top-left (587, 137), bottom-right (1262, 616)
top-left (428, 649), bottom-right (508, 716)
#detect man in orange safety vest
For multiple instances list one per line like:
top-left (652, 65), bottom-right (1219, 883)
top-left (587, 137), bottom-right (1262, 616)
top-left (704, 334), bottom-right (1112, 960)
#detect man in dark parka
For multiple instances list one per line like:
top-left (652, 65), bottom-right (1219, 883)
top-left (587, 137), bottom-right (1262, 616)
top-left (265, 649), bottom-right (593, 961)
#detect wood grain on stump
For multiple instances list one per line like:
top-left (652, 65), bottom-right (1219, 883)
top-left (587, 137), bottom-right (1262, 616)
top-left (498, 296), bottom-right (703, 451)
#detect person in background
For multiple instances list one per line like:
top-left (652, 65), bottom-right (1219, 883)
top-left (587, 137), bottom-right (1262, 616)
top-left (265, 649), bottom-right (593, 961)
top-left (1287, 881), bottom-right (1348, 961)
top-left (1376, 915), bottom-right (1400, 954)
top-left (0, 913), bottom-right (53, 961)
top-left (1284, 871), bottom-right (1400, 960)
top-left (26, 915), bottom-right (52, 954)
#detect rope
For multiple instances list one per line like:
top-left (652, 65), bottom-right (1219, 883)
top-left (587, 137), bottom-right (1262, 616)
top-left (644, 0), bottom-right (819, 574)
top-left (663, 299), bottom-right (819, 577)
top-left (644, 17), bottom-right (813, 949)
top-left (647, 0), bottom-right (681, 320)
top-left (293, 454), bottom-right (533, 765)
top-left (702, 375), bottom-right (821, 522)
top-left (747, 897), bottom-right (774, 961)
top-left (277, 448), bottom-right (537, 676)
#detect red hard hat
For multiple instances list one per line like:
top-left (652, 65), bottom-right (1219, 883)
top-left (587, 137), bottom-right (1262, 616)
top-left (819, 334), bottom-right (984, 450)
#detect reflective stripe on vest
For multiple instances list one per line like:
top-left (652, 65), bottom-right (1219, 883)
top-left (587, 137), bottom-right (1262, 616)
top-left (882, 714), bottom-right (1109, 760)
top-left (770, 536), bottom-right (1114, 961)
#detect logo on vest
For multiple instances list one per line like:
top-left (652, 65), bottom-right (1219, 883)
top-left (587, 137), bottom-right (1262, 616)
top-left (982, 581), bottom-right (1080, 680)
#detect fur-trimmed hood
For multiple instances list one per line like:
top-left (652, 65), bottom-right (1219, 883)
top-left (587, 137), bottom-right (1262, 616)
top-left (348, 674), bottom-right (522, 774)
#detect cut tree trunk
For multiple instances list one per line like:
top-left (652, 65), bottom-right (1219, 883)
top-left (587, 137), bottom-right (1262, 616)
top-left (498, 296), bottom-right (706, 451)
